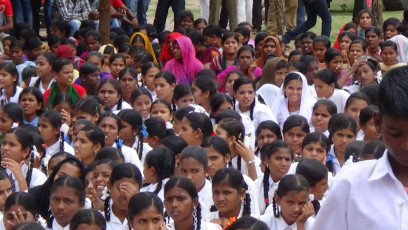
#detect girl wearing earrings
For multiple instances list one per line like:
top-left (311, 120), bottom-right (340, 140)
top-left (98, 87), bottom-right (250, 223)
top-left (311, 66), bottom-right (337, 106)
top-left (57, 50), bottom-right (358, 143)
top-left (204, 168), bottom-right (252, 229)
top-left (38, 110), bottom-right (74, 157)
top-left (1, 127), bottom-right (46, 192)
top-left (164, 176), bottom-right (221, 230)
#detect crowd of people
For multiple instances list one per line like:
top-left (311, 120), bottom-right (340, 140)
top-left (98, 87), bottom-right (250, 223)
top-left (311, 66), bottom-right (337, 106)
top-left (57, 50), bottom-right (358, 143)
top-left (0, 0), bottom-right (406, 230)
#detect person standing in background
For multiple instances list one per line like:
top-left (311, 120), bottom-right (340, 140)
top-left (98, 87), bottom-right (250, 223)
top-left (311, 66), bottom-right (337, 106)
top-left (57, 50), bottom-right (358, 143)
top-left (209, 0), bottom-right (238, 31)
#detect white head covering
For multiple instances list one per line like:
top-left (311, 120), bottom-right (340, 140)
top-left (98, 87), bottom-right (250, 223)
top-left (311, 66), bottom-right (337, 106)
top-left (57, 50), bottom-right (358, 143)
top-left (389, 35), bottom-right (408, 64)
top-left (256, 83), bottom-right (281, 111)
top-left (272, 72), bottom-right (316, 128)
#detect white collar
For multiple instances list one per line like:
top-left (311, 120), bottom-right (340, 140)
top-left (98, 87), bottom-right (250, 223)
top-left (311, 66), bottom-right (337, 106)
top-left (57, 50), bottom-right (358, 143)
top-left (52, 218), bottom-right (70, 230)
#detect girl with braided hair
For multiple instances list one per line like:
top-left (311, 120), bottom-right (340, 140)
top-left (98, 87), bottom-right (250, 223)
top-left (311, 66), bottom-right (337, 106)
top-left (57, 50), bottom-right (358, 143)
top-left (215, 118), bottom-right (260, 181)
top-left (141, 148), bottom-right (173, 201)
top-left (118, 109), bottom-right (151, 163)
top-left (179, 146), bottom-right (213, 218)
top-left (295, 159), bottom-right (329, 217)
top-left (259, 174), bottom-right (315, 230)
top-left (103, 163), bottom-right (142, 230)
top-left (254, 140), bottom-right (292, 215)
top-left (164, 176), bottom-right (221, 230)
top-left (0, 127), bottom-right (46, 192)
top-left (98, 111), bottom-right (143, 171)
top-left (38, 110), bottom-right (74, 157)
top-left (203, 168), bottom-right (252, 229)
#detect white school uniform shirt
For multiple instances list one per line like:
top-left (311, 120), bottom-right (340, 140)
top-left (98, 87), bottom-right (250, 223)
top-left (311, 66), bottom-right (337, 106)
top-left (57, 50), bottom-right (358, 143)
top-left (259, 213), bottom-right (314, 230)
top-left (46, 219), bottom-right (69, 230)
top-left (46, 140), bottom-right (75, 157)
top-left (0, 212), bottom-right (3, 230)
top-left (229, 155), bottom-right (262, 179)
top-left (29, 77), bottom-right (55, 93)
top-left (5, 164), bottom-right (46, 192)
top-left (112, 143), bottom-right (143, 172)
top-left (131, 136), bottom-right (152, 165)
top-left (166, 220), bottom-right (222, 230)
top-left (254, 175), bottom-right (280, 215)
top-left (145, 86), bottom-right (157, 102)
top-left (111, 101), bottom-right (133, 113)
top-left (309, 127), bottom-right (329, 138)
top-left (313, 151), bottom-right (408, 230)
top-left (198, 179), bottom-right (214, 218)
top-left (104, 202), bottom-right (130, 230)
top-left (286, 162), bottom-right (334, 198)
top-left (272, 72), bottom-right (316, 130)
top-left (0, 86), bottom-right (22, 105)
top-left (235, 100), bottom-right (277, 133)
top-left (320, 88), bottom-right (350, 113)
top-left (203, 202), bottom-right (245, 222)
top-left (140, 178), bottom-right (169, 202)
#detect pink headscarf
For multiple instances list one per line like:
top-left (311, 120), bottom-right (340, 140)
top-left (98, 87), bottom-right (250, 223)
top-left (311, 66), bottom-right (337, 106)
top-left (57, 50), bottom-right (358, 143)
top-left (164, 36), bottom-right (204, 84)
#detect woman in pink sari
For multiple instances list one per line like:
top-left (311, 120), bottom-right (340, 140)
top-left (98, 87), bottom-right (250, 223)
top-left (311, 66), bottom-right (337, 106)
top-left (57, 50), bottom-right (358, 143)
top-left (164, 36), bottom-right (204, 85)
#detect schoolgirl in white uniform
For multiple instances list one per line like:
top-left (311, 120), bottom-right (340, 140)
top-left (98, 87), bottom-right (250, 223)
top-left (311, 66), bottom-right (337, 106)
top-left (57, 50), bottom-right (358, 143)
top-left (272, 72), bottom-right (316, 130)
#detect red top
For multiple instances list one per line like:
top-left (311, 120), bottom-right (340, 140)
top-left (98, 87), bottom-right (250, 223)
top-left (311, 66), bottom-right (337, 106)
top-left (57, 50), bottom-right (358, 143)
top-left (43, 84), bottom-right (87, 104)
top-left (0, 0), bottom-right (13, 17)
top-left (110, 0), bottom-right (124, 8)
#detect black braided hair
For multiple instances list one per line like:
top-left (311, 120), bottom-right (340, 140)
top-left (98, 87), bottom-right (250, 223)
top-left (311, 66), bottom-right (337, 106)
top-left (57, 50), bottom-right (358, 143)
top-left (46, 216), bottom-right (54, 228)
top-left (144, 148), bottom-right (173, 194)
top-left (153, 180), bottom-right (163, 195)
top-left (249, 100), bottom-right (255, 121)
top-left (137, 132), bottom-right (144, 160)
top-left (117, 98), bottom-right (123, 110)
top-left (242, 193), bottom-right (251, 217)
top-left (195, 202), bottom-right (201, 230)
top-left (209, 205), bottom-right (217, 212)
top-left (25, 150), bottom-right (34, 189)
top-left (326, 160), bottom-right (334, 173)
top-left (263, 166), bottom-right (270, 208)
top-left (0, 166), bottom-right (16, 192)
top-left (104, 196), bottom-right (111, 221)
top-left (34, 77), bottom-right (41, 89)
top-left (272, 196), bottom-right (280, 218)
top-left (59, 131), bottom-right (64, 151)
top-left (312, 200), bottom-right (321, 215)
top-left (237, 155), bottom-right (242, 172)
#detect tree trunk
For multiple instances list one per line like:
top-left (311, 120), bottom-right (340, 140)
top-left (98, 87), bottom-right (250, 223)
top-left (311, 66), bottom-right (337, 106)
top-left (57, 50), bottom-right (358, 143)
top-left (99, 0), bottom-right (110, 45)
